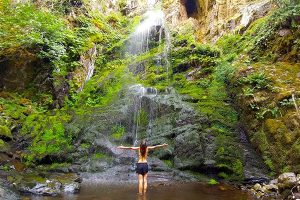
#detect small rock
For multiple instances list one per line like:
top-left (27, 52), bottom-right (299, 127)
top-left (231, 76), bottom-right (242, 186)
top-left (255, 191), bottom-right (264, 198)
top-left (253, 183), bottom-right (262, 191)
top-left (278, 29), bottom-right (292, 37)
top-left (262, 184), bottom-right (278, 193)
top-left (297, 73), bottom-right (300, 78)
top-left (270, 178), bottom-right (278, 185)
top-left (64, 182), bottom-right (80, 194)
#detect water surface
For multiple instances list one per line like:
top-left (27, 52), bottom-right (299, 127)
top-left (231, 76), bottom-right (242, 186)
top-left (28, 182), bottom-right (253, 200)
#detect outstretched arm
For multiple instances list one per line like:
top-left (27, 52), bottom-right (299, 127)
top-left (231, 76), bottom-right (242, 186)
top-left (148, 143), bottom-right (168, 150)
top-left (117, 145), bottom-right (139, 150)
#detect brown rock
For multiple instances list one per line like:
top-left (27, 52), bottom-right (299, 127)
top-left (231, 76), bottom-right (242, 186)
top-left (278, 29), bottom-right (292, 37)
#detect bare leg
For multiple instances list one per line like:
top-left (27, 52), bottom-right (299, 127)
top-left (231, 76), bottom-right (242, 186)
top-left (143, 173), bottom-right (148, 194)
top-left (138, 174), bottom-right (143, 194)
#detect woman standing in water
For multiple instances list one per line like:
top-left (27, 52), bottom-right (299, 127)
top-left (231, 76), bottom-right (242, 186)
top-left (117, 140), bottom-right (168, 194)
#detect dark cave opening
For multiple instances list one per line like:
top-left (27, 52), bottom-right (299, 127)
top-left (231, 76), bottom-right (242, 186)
top-left (182, 0), bottom-right (199, 18)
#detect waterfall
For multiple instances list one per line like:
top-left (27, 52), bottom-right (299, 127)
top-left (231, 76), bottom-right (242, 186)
top-left (127, 10), bottom-right (165, 55)
top-left (125, 1), bottom-right (170, 146)
top-left (78, 44), bottom-right (97, 92)
top-left (128, 84), bottom-right (157, 146)
top-left (126, 6), bottom-right (170, 74)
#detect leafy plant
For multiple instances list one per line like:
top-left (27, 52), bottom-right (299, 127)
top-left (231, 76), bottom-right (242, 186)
top-left (255, 107), bottom-right (280, 119)
top-left (240, 72), bottom-right (271, 90)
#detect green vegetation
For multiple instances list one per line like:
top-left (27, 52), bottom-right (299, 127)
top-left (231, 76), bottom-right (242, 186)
top-left (111, 125), bottom-right (125, 140)
top-left (0, 139), bottom-right (8, 152)
top-left (92, 153), bottom-right (107, 160)
top-left (0, 0), bottom-right (136, 165)
top-left (134, 29), bottom-right (243, 180)
top-left (163, 159), bottom-right (173, 168)
top-left (208, 179), bottom-right (219, 185)
top-left (1, 0), bottom-right (299, 183)
top-left (216, 1), bottom-right (300, 174)
top-left (0, 125), bottom-right (12, 139)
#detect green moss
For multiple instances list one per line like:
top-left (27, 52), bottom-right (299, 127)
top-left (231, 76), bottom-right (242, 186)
top-left (239, 72), bottom-right (271, 90)
top-left (0, 139), bottom-right (8, 152)
top-left (80, 143), bottom-right (91, 149)
top-left (135, 109), bottom-right (149, 127)
top-left (0, 125), bottom-right (12, 139)
top-left (218, 172), bottom-right (229, 179)
top-left (162, 159), bottom-right (173, 168)
top-left (208, 179), bottom-right (219, 185)
top-left (111, 125), bottom-right (125, 140)
top-left (215, 135), bottom-right (244, 181)
top-left (187, 171), bottom-right (211, 182)
top-left (20, 111), bottom-right (73, 163)
top-left (37, 162), bottom-right (71, 171)
top-left (92, 153), bottom-right (109, 160)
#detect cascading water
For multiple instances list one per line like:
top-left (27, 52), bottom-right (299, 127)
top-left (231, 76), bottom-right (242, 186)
top-left (125, 1), bottom-right (170, 146)
top-left (127, 10), bottom-right (164, 54)
top-left (126, 4), bottom-right (170, 74)
top-left (78, 44), bottom-right (97, 92)
top-left (128, 84), bottom-right (157, 146)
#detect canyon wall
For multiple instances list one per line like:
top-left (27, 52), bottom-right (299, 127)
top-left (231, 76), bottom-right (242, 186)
top-left (163, 0), bottom-right (274, 42)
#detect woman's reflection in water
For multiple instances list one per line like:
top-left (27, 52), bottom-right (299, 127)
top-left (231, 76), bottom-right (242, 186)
top-left (137, 194), bottom-right (147, 200)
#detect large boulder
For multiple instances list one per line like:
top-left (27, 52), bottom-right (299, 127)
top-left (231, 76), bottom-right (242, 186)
top-left (278, 172), bottom-right (297, 190)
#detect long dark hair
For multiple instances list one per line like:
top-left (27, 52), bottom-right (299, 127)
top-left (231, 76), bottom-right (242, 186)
top-left (139, 140), bottom-right (147, 157)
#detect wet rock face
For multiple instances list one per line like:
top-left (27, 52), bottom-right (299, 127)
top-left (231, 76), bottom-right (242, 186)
top-left (78, 85), bottom-right (214, 171)
top-left (0, 179), bottom-right (20, 199)
top-left (172, 109), bottom-right (207, 169)
top-left (129, 89), bottom-right (212, 170)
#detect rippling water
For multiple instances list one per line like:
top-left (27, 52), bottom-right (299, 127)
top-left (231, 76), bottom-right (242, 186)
top-left (27, 182), bottom-right (254, 200)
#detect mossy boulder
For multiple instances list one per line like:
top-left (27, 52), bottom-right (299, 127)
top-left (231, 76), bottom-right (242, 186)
top-left (0, 125), bottom-right (12, 140)
top-left (0, 139), bottom-right (9, 152)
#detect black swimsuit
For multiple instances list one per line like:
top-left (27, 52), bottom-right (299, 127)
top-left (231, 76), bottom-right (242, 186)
top-left (136, 163), bottom-right (148, 175)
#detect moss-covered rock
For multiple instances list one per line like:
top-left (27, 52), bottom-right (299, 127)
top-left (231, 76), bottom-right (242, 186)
top-left (0, 139), bottom-right (9, 152)
top-left (0, 125), bottom-right (12, 140)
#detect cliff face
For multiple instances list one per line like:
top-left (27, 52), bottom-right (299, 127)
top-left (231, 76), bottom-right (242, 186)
top-left (162, 0), bottom-right (300, 174)
top-left (163, 0), bottom-right (274, 42)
